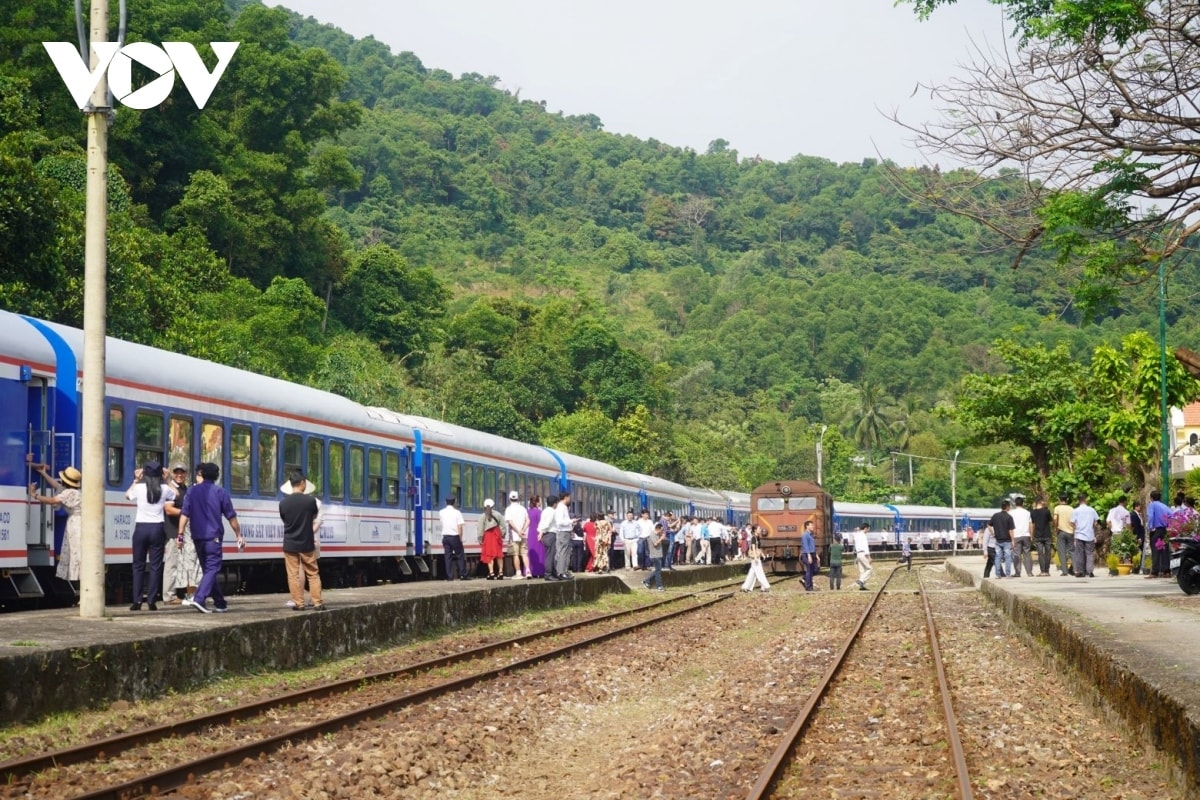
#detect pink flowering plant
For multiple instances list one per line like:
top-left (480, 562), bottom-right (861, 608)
top-left (1166, 506), bottom-right (1200, 542)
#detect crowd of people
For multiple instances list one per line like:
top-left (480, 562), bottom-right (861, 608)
top-left (976, 491), bottom-right (1197, 579)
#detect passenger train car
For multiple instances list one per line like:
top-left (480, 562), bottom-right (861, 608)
top-left (0, 311), bottom-right (750, 605)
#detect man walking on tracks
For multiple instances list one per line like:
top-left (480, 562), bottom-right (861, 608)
top-left (852, 523), bottom-right (872, 591)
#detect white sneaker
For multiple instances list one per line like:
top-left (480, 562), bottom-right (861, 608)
top-left (182, 597), bottom-right (212, 614)
top-left (285, 599), bottom-right (297, 608)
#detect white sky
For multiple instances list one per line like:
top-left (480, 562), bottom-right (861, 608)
top-left (275, 0), bottom-right (1008, 166)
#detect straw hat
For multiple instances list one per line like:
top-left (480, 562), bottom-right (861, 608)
top-left (59, 467), bottom-right (81, 488)
top-left (279, 478), bottom-right (317, 495)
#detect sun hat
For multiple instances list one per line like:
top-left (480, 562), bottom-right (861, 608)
top-left (509, 491), bottom-right (519, 500)
top-left (59, 466), bottom-right (81, 488)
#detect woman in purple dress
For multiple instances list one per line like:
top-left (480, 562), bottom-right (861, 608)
top-left (526, 496), bottom-right (546, 578)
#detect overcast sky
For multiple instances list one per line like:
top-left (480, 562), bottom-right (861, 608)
top-left (275, 0), bottom-right (1008, 166)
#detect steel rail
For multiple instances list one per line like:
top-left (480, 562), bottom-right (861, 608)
top-left (919, 569), bottom-right (974, 800)
top-left (66, 587), bottom-right (749, 800)
top-left (746, 567), bottom-right (974, 800)
top-left (744, 567), bottom-right (900, 800)
top-left (3, 576), bottom-right (756, 783)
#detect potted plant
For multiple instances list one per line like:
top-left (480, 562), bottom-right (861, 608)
top-left (1110, 530), bottom-right (1138, 575)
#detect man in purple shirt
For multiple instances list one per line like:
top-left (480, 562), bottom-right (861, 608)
top-left (1146, 489), bottom-right (1172, 578)
top-left (179, 462), bottom-right (244, 613)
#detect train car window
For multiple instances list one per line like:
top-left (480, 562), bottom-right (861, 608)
top-left (496, 470), bottom-right (505, 500)
top-left (283, 433), bottom-right (302, 475)
top-left (107, 406), bottom-right (124, 485)
top-left (328, 441), bottom-right (345, 500)
top-left (386, 451), bottom-right (400, 505)
top-left (464, 464), bottom-right (474, 509)
top-left (135, 409), bottom-right (165, 468)
top-left (200, 422), bottom-right (223, 476)
top-left (258, 429), bottom-right (278, 495)
top-left (168, 416), bottom-right (193, 473)
top-left (485, 468), bottom-right (495, 506)
top-left (307, 439), bottom-right (325, 497)
top-left (230, 425), bottom-right (252, 495)
top-left (450, 462), bottom-right (461, 504)
top-left (348, 444), bottom-right (364, 502)
top-left (368, 448), bottom-right (382, 503)
top-left (430, 456), bottom-right (440, 507)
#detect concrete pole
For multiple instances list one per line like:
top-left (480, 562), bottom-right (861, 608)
top-left (950, 450), bottom-right (959, 556)
top-left (79, 0), bottom-right (110, 618)
top-left (816, 425), bottom-right (827, 486)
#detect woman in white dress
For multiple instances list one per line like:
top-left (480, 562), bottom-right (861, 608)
top-left (29, 462), bottom-right (83, 583)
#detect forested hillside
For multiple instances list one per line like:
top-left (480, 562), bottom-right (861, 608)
top-left (3, 0), bottom-right (1197, 505)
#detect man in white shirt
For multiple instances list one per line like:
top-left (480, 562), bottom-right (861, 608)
top-left (438, 496), bottom-right (467, 580)
top-left (505, 491), bottom-right (531, 579)
top-left (1009, 496), bottom-right (1033, 577)
top-left (1106, 496), bottom-right (1131, 536)
top-left (636, 509), bottom-right (654, 571)
top-left (619, 510), bottom-right (640, 570)
top-left (853, 523), bottom-right (872, 590)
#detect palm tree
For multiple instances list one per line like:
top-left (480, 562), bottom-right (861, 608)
top-left (842, 380), bottom-right (896, 463)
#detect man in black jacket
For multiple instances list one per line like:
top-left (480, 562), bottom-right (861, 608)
top-left (279, 469), bottom-right (325, 611)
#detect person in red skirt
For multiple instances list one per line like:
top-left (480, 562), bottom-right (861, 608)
top-left (584, 513), bottom-right (598, 572)
top-left (479, 498), bottom-right (507, 580)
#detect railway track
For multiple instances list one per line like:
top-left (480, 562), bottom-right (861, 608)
top-left (4, 577), bottom-right (789, 800)
top-left (747, 566), bottom-right (973, 800)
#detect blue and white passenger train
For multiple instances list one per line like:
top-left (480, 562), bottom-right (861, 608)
top-left (0, 310), bottom-right (989, 606)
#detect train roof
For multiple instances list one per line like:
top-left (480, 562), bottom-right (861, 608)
top-left (0, 313), bottom-right (57, 373)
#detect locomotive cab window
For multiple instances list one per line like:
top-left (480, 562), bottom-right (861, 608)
top-left (757, 498), bottom-right (785, 511)
top-left (107, 406), bottom-right (124, 485)
top-left (135, 410), bottom-right (164, 469)
top-left (230, 425), bottom-right (251, 495)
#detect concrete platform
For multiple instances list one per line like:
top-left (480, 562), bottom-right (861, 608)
top-left (944, 557), bottom-right (1200, 798)
top-left (0, 562), bottom-right (747, 727)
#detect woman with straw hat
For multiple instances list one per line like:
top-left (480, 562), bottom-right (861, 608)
top-left (28, 459), bottom-right (84, 583)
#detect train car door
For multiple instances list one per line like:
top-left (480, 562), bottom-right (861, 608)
top-left (24, 377), bottom-right (54, 558)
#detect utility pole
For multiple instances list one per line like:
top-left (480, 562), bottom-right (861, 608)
top-left (816, 425), bottom-right (827, 486)
top-left (79, 0), bottom-right (110, 619)
top-left (950, 450), bottom-right (960, 555)
top-left (1159, 258), bottom-right (1171, 496)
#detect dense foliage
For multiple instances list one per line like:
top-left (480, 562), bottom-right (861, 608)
top-left (2, 0), bottom-right (1197, 505)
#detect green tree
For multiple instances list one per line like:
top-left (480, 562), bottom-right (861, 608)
top-left (336, 244), bottom-right (448, 361)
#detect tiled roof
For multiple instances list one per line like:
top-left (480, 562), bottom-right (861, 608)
top-left (1184, 402), bottom-right (1200, 427)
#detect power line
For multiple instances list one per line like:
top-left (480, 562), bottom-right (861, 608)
top-left (888, 451), bottom-right (1017, 470)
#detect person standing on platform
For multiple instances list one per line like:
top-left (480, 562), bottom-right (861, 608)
top-left (852, 523), bottom-right (872, 591)
top-left (1071, 493), bottom-right (1100, 579)
top-left (619, 510), bottom-right (640, 570)
top-left (479, 498), bottom-right (506, 580)
top-left (28, 459), bottom-right (83, 586)
top-left (1052, 493), bottom-right (1075, 576)
top-left (179, 462), bottom-right (245, 613)
top-left (125, 461), bottom-right (176, 611)
top-left (539, 494), bottom-right (560, 580)
top-left (800, 520), bottom-right (817, 591)
top-left (594, 513), bottom-right (612, 573)
top-left (637, 509), bottom-right (654, 570)
top-left (527, 496), bottom-right (546, 578)
top-left (827, 534), bottom-right (843, 590)
top-left (663, 511), bottom-right (680, 571)
top-left (1031, 496), bottom-right (1054, 576)
top-left (551, 491), bottom-right (575, 581)
top-left (1010, 496), bottom-right (1033, 577)
top-left (901, 537), bottom-right (913, 571)
top-left (279, 469), bottom-right (325, 611)
top-left (1146, 490), bottom-right (1171, 579)
top-left (1130, 500), bottom-right (1147, 575)
top-left (990, 500), bottom-right (1015, 579)
top-left (439, 496), bottom-right (467, 581)
top-left (163, 465), bottom-right (197, 604)
top-left (505, 491), bottom-right (531, 579)
top-left (583, 513), bottom-right (598, 572)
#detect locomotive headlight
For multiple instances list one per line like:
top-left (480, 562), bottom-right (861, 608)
top-left (780, 485), bottom-right (792, 496)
